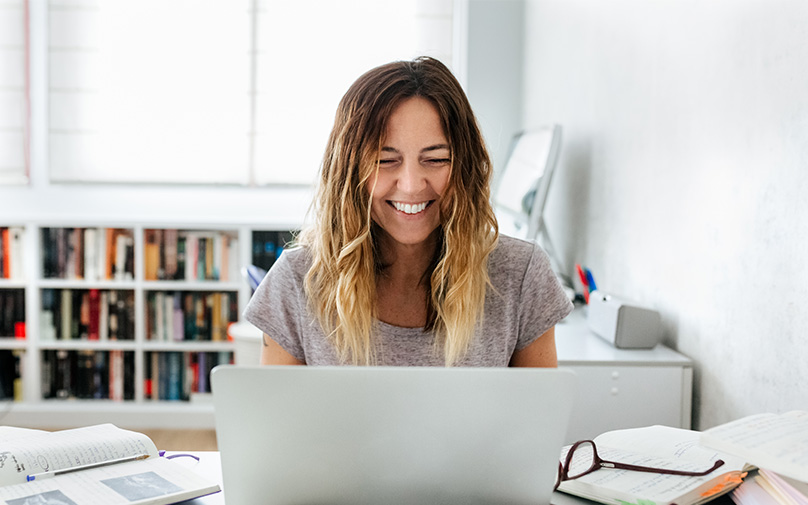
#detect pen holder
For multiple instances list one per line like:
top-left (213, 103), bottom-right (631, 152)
top-left (587, 290), bottom-right (662, 348)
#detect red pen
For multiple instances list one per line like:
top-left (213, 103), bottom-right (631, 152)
top-left (575, 263), bottom-right (590, 303)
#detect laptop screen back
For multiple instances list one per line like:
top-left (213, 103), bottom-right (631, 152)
top-left (212, 365), bottom-right (576, 505)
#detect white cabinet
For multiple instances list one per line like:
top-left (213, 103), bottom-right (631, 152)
top-left (557, 309), bottom-right (693, 443)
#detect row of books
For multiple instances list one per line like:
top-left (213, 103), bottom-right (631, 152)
top-left (145, 291), bottom-right (237, 342)
top-left (41, 289), bottom-right (135, 341)
top-left (41, 349), bottom-right (135, 401)
top-left (0, 227), bottom-right (24, 280)
top-left (252, 230), bottom-right (294, 272)
top-left (42, 227), bottom-right (135, 281)
top-left (0, 350), bottom-right (23, 401)
top-left (145, 351), bottom-right (232, 401)
top-left (0, 289), bottom-right (24, 337)
top-left (144, 229), bottom-right (240, 282)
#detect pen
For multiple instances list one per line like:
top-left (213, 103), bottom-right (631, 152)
top-left (584, 268), bottom-right (598, 293)
top-left (26, 454), bottom-right (150, 482)
top-left (575, 264), bottom-right (590, 303)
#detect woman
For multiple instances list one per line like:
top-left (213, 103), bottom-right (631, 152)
top-left (244, 56), bottom-right (572, 367)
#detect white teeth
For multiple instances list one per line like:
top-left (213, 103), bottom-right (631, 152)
top-left (393, 201), bottom-right (428, 214)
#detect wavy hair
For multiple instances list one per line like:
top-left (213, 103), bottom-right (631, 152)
top-left (297, 56), bottom-right (498, 366)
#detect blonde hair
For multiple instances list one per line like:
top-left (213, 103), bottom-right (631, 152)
top-left (297, 57), bottom-right (498, 366)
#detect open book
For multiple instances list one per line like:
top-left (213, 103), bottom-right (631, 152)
top-left (700, 411), bottom-right (808, 484)
top-left (556, 425), bottom-right (752, 505)
top-left (0, 424), bottom-right (220, 505)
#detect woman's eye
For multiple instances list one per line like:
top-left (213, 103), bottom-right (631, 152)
top-left (425, 158), bottom-right (451, 165)
top-left (378, 159), bottom-right (397, 166)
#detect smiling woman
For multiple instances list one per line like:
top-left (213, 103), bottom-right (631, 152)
top-left (369, 97), bottom-right (451, 250)
top-left (244, 57), bottom-right (573, 368)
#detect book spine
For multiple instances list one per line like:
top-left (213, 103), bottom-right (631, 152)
top-left (76, 350), bottom-right (94, 399)
top-left (74, 227), bottom-right (84, 280)
top-left (104, 228), bottom-right (115, 280)
top-left (88, 289), bottom-right (100, 340)
top-left (213, 234), bottom-right (222, 280)
top-left (173, 293), bottom-right (185, 341)
top-left (42, 350), bottom-right (55, 398)
top-left (60, 289), bottom-right (72, 340)
top-left (94, 351), bottom-right (108, 399)
top-left (110, 349), bottom-right (124, 401)
top-left (55, 350), bottom-right (72, 398)
top-left (9, 227), bottom-right (24, 280)
top-left (1, 228), bottom-right (9, 279)
top-left (164, 229), bottom-right (178, 280)
top-left (84, 228), bottom-right (97, 282)
top-left (78, 291), bottom-right (90, 339)
top-left (164, 292), bottom-right (174, 342)
top-left (151, 352), bottom-right (160, 400)
top-left (98, 291), bottom-right (109, 340)
top-left (166, 352), bottom-right (183, 401)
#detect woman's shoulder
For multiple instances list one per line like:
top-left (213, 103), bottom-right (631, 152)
top-left (267, 245), bottom-right (312, 280)
top-left (489, 234), bottom-right (539, 270)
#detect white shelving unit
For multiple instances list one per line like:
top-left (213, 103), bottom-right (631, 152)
top-left (0, 221), bottom-right (292, 429)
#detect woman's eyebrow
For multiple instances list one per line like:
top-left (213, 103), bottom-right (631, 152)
top-left (380, 144), bottom-right (450, 154)
top-left (421, 144), bottom-right (450, 153)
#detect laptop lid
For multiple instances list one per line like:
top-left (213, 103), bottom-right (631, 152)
top-left (212, 365), bottom-right (576, 505)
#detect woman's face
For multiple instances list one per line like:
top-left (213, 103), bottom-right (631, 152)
top-left (368, 97), bottom-right (451, 250)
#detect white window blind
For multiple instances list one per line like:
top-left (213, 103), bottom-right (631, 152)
top-left (0, 0), bottom-right (27, 185)
top-left (47, 0), bottom-right (456, 185)
top-left (252, 0), bottom-right (456, 185)
top-left (48, 0), bottom-right (251, 184)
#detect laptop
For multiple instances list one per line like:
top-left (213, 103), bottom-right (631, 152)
top-left (211, 365), bottom-right (576, 505)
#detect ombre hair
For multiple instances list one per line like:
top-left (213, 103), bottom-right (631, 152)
top-left (297, 56), bottom-right (498, 366)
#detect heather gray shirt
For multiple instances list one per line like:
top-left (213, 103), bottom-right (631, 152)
top-left (243, 235), bottom-right (573, 366)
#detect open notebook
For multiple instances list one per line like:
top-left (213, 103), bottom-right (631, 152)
top-left (212, 365), bottom-right (576, 505)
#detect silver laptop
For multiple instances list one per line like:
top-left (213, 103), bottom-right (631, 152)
top-left (211, 365), bottom-right (576, 505)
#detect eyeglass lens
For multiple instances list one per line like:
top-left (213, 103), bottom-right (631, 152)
top-left (566, 440), bottom-right (599, 479)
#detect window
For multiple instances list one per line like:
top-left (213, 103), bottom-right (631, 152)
top-left (47, 0), bottom-right (457, 186)
top-left (0, 0), bottom-right (27, 185)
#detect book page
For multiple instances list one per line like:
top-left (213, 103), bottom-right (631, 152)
top-left (0, 456), bottom-right (220, 505)
top-left (595, 425), bottom-right (746, 466)
top-left (700, 411), bottom-right (808, 482)
top-left (0, 424), bottom-right (158, 487)
top-left (559, 426), bottom-right (748, 505)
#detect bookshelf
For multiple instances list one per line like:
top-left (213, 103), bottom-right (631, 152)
top-left (0, 222), bottom-right (294, 429)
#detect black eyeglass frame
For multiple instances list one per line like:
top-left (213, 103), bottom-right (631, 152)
top-left (554, 440), bottom-right (726, 491)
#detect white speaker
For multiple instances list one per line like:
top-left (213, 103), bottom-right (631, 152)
top-left (587, 290), bottom-right (662, 348)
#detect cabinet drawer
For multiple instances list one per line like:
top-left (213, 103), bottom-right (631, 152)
top-left (563, 365), bottom-right (689, 443)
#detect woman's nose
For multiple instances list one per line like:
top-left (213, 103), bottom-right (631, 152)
top-left (397, 159), bottom-right (427, 193)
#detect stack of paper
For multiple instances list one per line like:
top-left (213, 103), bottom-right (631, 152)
top-left (731, 470), bottom-right (808, 505)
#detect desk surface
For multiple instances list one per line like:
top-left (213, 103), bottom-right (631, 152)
top-left (555, 307), bottom-right (692, 366)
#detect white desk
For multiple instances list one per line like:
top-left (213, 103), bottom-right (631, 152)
top-left (556, 307), bottom-right (693, 443)
top-left (172, 451), bottom-right (598, 505)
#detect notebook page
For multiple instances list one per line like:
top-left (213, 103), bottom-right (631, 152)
top-left (0, 424), bottom-right (158, 487)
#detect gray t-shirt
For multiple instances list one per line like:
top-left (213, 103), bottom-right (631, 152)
top-left (243, 235), bottom-right (573, 366)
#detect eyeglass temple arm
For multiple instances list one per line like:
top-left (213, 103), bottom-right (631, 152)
top-left (603, 459), bottom-right (725, 476)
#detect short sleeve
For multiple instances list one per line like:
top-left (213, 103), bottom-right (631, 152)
top-left (242, 249), bottom-right (308, 362)
top-left (515, 243), bottom-right (573, 350)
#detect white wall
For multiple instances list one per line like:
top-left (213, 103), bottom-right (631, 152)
top-left (466, 0), bottom-right (525, 174)
top-left (523, 0), bottom-right (808, 429)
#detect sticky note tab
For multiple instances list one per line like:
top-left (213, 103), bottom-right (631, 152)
top-left (700, 472), bottom-right (747, 497)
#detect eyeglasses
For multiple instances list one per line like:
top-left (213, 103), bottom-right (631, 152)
top-left (554, 440), bottom-right (726, 491)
